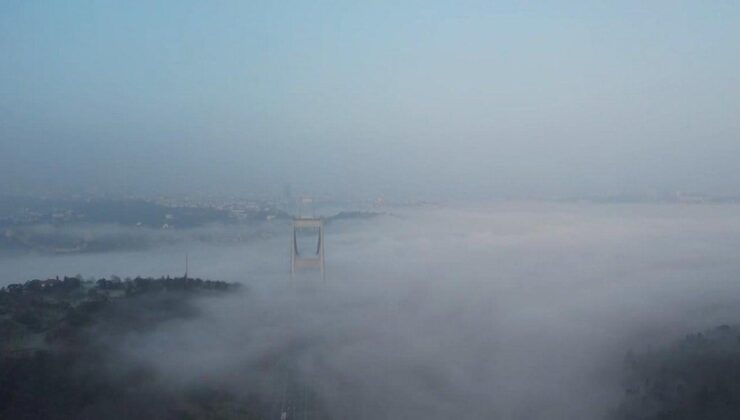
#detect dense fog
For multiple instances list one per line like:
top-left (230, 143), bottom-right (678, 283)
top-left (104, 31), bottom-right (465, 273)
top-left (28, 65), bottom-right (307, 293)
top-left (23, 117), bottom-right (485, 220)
top-left (2, 2), bottom-right (740, 417)
top-left (5, 202), bottom-right (740, 418)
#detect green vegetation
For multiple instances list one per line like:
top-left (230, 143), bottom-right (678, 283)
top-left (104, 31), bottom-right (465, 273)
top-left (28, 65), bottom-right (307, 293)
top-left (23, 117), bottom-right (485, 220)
top-left (0, 276), bottom-right (270, 419)
top-left (615, 325), bottom-right (740, 420)
top-left (325, 210), bottom-right (383, 223)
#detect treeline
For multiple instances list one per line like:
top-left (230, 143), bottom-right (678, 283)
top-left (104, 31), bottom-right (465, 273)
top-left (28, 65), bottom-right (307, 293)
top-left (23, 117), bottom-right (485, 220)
top-left (0, 276), bottom-right (237, 341)
top-left (325, 210), bottom-right (383, 224)
top-left (0, 275), bottom-right (256, 419)
top-left (2, 275), bottom-right (234, 297)
top-left (614, 324), bottom-right (740, 419)
top-left (96, 275), bottom-right (234, 294)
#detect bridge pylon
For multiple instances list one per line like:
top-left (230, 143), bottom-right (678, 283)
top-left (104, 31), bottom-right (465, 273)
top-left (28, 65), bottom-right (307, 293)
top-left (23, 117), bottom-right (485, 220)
top-left (290, 217), bottom-right (325, 280)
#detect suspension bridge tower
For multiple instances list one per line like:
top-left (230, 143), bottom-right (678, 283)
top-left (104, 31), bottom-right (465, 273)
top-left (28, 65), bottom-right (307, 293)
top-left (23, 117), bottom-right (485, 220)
top-left (291, 217), bottom-right (325, 280)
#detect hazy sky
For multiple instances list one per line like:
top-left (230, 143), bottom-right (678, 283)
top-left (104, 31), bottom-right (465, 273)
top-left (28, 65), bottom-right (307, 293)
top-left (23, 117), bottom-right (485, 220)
top-left (1, 1), bottom-right (739, 199)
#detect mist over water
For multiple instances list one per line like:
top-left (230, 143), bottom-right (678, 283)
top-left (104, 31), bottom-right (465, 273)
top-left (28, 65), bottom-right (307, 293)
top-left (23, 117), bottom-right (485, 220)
top-left (2, 2), bottom-right (739, 417)
top-left (5, 202), bottom-right (740, 418)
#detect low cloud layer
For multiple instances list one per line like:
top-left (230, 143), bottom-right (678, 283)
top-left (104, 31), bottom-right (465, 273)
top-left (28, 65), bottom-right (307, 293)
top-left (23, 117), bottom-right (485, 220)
top-left (5, 203), bottom-right (740, 418)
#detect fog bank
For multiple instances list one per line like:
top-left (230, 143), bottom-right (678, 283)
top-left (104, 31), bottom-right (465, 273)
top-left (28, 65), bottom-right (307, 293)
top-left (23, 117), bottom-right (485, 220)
top-left (4, 203), bottom-right (738, 418)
